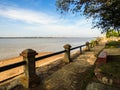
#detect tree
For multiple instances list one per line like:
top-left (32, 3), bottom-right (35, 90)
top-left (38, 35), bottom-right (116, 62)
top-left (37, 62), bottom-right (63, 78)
top-left (56, 0), bottom-right (120, 34)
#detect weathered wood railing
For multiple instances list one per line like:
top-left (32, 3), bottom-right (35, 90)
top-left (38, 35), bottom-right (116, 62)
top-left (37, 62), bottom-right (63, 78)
top-left (0, 40), bottom-right (99, 88)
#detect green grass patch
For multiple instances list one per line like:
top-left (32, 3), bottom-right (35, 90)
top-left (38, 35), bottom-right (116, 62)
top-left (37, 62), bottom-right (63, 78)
top-left (99, 61), bottom-right (120, 79)
top-left (105, 41), bottom-right (120, 48)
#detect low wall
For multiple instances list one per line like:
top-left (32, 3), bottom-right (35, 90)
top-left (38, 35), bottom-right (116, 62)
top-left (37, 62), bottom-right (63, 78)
top-left (0, 50), bottom-right (80, 90)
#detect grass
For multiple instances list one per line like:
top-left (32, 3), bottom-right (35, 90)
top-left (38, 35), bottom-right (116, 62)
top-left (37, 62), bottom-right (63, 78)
top-left (98, 40), bottom-right (120, 82)
top-left (103, 40), bottom-right (120, 78)
top-left (99, 61), bottom-right (120, 79)
top-left (105, 41), bottom-right (120, 48)
top-left (75, 66), bottom-right (95, 90)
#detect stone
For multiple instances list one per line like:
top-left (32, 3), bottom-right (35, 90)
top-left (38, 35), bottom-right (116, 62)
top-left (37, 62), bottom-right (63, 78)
top-left (86, 82), bottom-right (120, 90)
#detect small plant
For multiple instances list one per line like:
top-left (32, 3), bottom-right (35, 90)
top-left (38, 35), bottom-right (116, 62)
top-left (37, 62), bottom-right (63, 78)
top-left (90, 40), bottom-right (96, 47)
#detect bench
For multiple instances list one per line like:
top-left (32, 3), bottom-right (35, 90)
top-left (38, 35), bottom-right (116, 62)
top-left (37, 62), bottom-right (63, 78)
top-left (96, 51), bottom-right (107, 65)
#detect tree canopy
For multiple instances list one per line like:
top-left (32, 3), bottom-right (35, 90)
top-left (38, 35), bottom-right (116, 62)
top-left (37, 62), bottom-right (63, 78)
top-left (56, 0), bottom-right (120, 34)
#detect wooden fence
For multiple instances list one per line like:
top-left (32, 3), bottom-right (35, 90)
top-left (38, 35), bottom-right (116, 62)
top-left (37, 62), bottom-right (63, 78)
top-left (0, 40), bottom-right (98, 88)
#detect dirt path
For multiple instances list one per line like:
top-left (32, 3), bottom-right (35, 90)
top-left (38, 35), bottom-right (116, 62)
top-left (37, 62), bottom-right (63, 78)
top-left (32, 42), bottom-right (106, 90)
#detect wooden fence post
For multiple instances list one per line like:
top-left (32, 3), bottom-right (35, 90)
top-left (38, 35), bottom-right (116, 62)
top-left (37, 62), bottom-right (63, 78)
top-left (85, 42), bottom-right (90, 51)
top-left (20, 49), bottom-right (40, 88)
top-left (63, 44), bottom-right (72, 63)
top-left (96, 40), bottom-right (99, 45)
top-left (80, 46), bottom-right (82, 54)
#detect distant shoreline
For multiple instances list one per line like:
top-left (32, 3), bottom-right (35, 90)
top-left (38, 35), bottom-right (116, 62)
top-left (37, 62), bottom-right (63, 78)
top-left (0, 37), bottom-right (97, 39)
top-left (0, 37), bottom-right (53, 39)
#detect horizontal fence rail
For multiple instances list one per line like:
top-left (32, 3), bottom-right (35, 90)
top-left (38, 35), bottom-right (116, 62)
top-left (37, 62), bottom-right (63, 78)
top-left (0, 61), bottom-right (26, 72)
top-left (0, 40), bottom-right (99, 88)
top-left (35, 44), bottom-right (86, 61)
top-left (0, 44), bottom-right (87, 73)
top-left (35, 50), bottom-right (65, 61)
top-left (70, 45), bottom-right (85, 50)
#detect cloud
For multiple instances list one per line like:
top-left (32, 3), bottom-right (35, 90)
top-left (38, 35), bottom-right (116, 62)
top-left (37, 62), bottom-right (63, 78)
top-left (0, 6), bottom-right (58, 24)
top-left (24, 19), bottom-right (101, 37)
top-left (0, 5), bottom-right (101, 37)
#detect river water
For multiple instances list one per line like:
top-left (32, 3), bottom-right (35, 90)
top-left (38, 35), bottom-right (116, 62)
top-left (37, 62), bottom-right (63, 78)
top-left (0, 37), bottom-right (95, 60)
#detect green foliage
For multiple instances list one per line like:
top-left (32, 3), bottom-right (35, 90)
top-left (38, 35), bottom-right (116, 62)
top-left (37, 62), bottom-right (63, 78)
top-left (90, 40), bottom-right (97, 47)
top-left (90, 40), bottom-right (95, 47)
top-left (106, 29), bottom-right (120, 38)
top-left (105, 41), bottom-right (120, 48)
top-left (56, 0), bottom-right (120, 33)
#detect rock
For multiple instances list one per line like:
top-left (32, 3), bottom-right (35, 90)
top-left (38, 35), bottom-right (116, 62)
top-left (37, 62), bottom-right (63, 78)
top-left (86, 82), bottom-right (120, 90)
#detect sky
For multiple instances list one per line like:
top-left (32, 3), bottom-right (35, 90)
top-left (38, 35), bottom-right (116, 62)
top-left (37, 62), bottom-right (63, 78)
top-left (0, 0), bottom-right (101, 37)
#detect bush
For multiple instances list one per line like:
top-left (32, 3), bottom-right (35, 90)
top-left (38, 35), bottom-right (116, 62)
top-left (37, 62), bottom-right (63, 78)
top-left (105, 41), bottom-right (120, 48)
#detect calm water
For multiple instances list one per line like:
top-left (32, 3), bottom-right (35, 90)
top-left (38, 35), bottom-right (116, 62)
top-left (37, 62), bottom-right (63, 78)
top-left (0, 37), bottom-right (95, 60)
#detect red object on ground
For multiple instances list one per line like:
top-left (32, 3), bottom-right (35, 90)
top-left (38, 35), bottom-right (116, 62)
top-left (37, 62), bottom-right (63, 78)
top-left (96, 51), bottom-right (107, 65)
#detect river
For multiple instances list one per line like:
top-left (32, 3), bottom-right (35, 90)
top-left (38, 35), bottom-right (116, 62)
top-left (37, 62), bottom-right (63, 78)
top-left (0, 37), bottom-right (95, 60)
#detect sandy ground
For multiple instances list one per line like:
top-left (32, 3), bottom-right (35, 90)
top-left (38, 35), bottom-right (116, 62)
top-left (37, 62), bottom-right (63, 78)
top-left (0, 52), bottom-right (64, 82)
